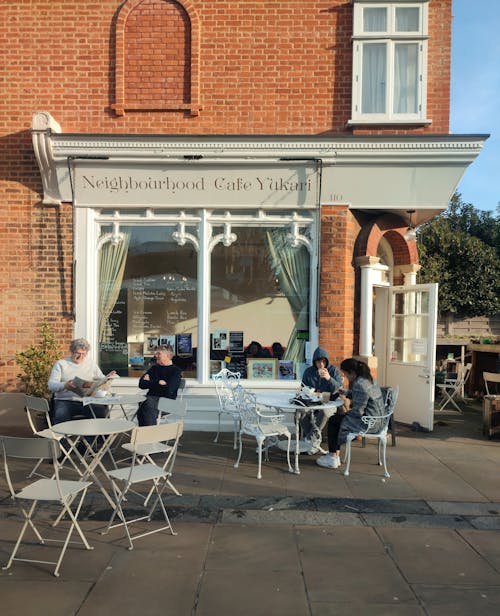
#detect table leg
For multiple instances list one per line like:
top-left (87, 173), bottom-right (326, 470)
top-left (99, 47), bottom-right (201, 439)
top-left (293, 410), bottom-right (301, 474)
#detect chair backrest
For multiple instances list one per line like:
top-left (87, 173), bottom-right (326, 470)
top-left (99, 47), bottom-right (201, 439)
top-left (483, 372), bottom-right (500, 396)
top-left (213, 368), bottom-right (241, 410)
top-left (1, 435), bottom-right (60, 497)
top-left (131, 420), bottom-right (184, 447)
top-left (157, 397), bottom-right (188, 418)
top-left (1, 434), bottom-right (55, 459)
top-left (24, 394), bottom-right (52, 433)
top-left (232, 386), bottom-right (259, 428)
top-left (177, 378), bottom-right (186, 400)
top-left (383, 385), bottom-right (399, 415)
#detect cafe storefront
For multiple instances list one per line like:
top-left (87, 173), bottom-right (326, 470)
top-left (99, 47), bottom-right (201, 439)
top-left (32, 111), bottom-right (485, 428)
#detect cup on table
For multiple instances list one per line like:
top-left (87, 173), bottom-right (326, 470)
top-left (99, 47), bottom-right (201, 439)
top-left (321, 392), bottom-right (330, 403)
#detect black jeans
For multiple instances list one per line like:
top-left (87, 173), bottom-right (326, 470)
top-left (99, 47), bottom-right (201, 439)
top-left (327, 411), bottom-right (347, 453)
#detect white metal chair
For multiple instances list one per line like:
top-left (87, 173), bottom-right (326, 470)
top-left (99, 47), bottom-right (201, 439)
top-left (24, 395), bottom-right (82, 478)
top-left (213, 368), bottom-right (242, 448)
top-left (1, 435), bottom-right (93, 577)
top-left (436, 362), bottom-right (472, 412)
top-left (156, 397), bottom-right (188, 424)
top-left (103, 422), bottom-right (182, 550)
top-left (343, 385), bottom-right (399, 478)
top-left (233, 386), bottom-right (293, 479)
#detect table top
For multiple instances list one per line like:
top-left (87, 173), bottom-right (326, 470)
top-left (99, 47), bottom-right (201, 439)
top-left (51, 417), bottom-right (135, 436)
top-left (256, 392), bottom-right (344, 412)
top-left (70, 395), bottom-right (124, 406)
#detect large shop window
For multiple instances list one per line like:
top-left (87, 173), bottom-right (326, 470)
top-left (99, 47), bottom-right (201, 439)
top-left (97, 218), bottom-right (312, 382)
top-left (350, 1), bottom-right (428, 124)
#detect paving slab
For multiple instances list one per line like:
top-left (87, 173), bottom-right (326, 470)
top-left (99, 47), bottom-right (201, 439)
top-left (413, 585), bottom-right (500, 616)
top-left (377, 527), bottom-right (500, 585)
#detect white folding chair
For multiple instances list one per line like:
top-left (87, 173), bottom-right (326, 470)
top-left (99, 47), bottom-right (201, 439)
top-left (103, 422), bottom-right (182, 550)
top-left (1, 435), bottom-right (93, 577)
top-left (343, 385), bottom-right (399, 478)
top-left (436, 362), bottom-right (472, 412)
top-left (121, 419), bottom-right (184, 500)
top-left (233, 386), bottom-right (293, 479)
top-left (213, 368), bottom-right (242, 448)
top-left (177, 378), bottom-right (187, 400)
top-left (156, 397), bottom-right (188, 424)
top-left (483, 372), bottom-right (500, 396)
top-left (24, 395), bottom-right (82, 478)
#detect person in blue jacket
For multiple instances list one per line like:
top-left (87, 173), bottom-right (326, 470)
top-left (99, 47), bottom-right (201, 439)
top-left (300, 347), bottom-right (343, 451)
top-left (301, 346), bottom-right (343, 394)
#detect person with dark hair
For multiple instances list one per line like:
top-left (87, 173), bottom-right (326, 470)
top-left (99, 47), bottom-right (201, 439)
top-left (137, 344), bottom-right (182, 426)
top-left (271, 342), bottom-right (284, 360)
top-left (316, 357), bottom-right (385, 469)
top-left (245, 340), bottom-right (270, 358)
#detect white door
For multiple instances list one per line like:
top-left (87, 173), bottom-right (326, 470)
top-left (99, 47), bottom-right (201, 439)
top-left (384, 283), bottom-right (438, 431)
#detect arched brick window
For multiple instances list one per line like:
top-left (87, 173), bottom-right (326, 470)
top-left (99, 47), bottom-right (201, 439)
top-left (113, 0), bottom-right (200, 116)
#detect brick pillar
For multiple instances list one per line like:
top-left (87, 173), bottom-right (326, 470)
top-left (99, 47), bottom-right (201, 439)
top-left (318, 206), bottom-right (360, 368)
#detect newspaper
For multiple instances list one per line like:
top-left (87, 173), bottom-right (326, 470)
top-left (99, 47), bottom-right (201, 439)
top-left (72, 375), bottom-right (112, 397)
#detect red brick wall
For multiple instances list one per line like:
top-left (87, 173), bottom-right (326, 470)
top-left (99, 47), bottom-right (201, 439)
top-left (0, 0), bottom-right (452, 389)
top-left (318, 206), bottom-right (361, 367)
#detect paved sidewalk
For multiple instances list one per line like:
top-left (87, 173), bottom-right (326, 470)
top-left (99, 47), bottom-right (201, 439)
top-left (2, 402), bottom-right (500, 615)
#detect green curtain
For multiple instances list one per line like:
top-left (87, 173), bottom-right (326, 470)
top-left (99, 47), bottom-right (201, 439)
top-left (98, 233), bottom-right (130, 343)
top-left (265, 230), bottom-right (309, 365)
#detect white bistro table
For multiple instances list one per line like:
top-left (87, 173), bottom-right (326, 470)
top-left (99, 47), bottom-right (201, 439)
top-left (51, 418), bottom-right (135, 511)
top-left (255, 392), bottom-right (344, 474)
top-left (71, 395), bottom-right (127, 418)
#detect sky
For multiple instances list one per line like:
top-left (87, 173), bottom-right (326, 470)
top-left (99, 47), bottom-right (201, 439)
top-left (451, 0), bottom-right (500, 212)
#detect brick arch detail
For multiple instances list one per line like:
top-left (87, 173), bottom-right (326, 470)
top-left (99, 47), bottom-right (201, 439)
top-left (355, 213), bottom-right (419, 266)
top-left (112, 0), bottom-right (201, 116)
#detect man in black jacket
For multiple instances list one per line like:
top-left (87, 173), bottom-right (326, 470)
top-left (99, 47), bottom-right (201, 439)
top-left (137, 345), bottom-right (182, 426)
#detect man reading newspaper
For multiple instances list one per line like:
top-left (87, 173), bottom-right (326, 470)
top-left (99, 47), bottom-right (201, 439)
top-left (48, 338), bottom-right (116, 424)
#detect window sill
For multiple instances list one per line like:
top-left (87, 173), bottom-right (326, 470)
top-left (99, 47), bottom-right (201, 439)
top-left (347, 118), bottom-right (432, 126)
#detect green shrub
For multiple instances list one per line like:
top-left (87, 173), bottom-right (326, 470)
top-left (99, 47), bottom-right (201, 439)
top-left (16, 323), bottom-right (61, 398)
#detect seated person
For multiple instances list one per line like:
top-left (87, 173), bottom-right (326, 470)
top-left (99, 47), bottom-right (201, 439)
top-left (271, 342), bottom-right (285, 359)
top-left (245, 340), bottom-right (271, 358)
top-left (316, 357), bottom-right (385, 469)
top-left (137, 344), bottom-right (182, 426)
top-left (300, 346), bottom-right (343, 450)
top-left (48, 338), bottom-right (115, 424)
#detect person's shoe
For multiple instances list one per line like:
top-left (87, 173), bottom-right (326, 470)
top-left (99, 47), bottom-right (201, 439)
top-left (316, 454), bottom-right (340, 469)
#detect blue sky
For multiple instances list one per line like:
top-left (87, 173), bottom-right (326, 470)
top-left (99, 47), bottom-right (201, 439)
top-left (451, 0), bottom-right (500, 212)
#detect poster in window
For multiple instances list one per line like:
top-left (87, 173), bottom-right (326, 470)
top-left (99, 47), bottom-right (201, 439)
top-left (278, 360), bottom-right (295, 380)
top-left (247, 358), bottom-right (278, 380)
top-left (212, 329), bottom-right (229, 351)
top-left (145, 336), bottom-right (159, 353)
top-left (159, 335), bottom-right (176, 353)
top-left (229, 331), bottom-right (244, 353)
top-left (176, 333), bottom-right (193, 357)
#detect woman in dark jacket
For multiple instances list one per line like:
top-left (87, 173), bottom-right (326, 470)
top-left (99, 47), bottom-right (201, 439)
top-left (316, 357), bottom-right (385, 469)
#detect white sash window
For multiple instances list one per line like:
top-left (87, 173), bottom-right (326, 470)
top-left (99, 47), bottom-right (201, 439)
top-left (350, 1), bottom-right (429, 125)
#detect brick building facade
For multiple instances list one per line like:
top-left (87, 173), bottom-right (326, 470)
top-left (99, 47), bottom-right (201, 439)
top-left (0, 0), bottom-right (487, 428)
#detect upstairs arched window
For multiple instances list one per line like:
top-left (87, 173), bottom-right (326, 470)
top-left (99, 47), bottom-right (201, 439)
top-left (113, 0), bottom-right (200, 116)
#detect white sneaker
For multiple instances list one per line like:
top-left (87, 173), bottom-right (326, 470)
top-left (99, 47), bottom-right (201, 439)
top-left (316, 454), bottom-right (340, 469)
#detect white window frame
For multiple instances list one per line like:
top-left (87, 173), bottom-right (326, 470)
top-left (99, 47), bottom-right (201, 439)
top-left (73, 206), bottom-right (320, 387)
top-left (349, 0), bottom-right (430, 125)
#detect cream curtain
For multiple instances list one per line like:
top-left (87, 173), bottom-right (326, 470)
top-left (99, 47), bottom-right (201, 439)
top-left (265, 230), bottom-right (309, 365)
top-left (98, 233), bottom-right (130, 343)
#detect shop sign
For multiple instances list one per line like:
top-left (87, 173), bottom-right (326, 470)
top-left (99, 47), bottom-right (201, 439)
top-left (73, 163), bottom-right (319, 208)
